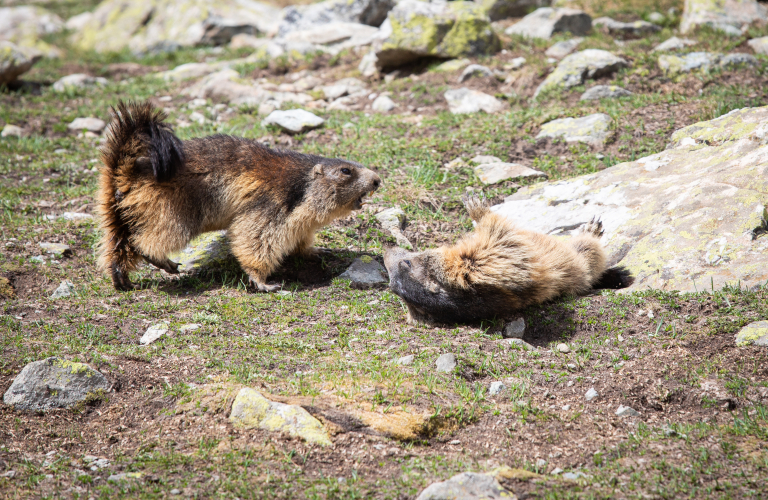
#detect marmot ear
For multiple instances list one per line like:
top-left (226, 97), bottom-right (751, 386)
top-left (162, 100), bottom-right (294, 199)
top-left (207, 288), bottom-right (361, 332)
top-left (313, 164), bottom-right (324, 177)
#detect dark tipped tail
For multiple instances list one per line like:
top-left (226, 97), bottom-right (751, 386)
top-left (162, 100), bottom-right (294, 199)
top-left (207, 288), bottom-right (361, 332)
top-left (593, 266), bottom-right (635, 290)
top-left (102, 100), bottom-right (184, 182)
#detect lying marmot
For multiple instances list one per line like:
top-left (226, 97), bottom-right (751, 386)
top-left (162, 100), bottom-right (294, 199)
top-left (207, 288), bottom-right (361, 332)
top-left (383, 195), bottom-right (633, 324)
top-left (98, 101), bottom-right (381, 291)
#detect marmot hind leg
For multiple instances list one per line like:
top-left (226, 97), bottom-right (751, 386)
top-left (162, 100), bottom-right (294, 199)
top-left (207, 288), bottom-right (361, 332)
top-left (144, 255), bottom-right (180, 274)
top-left (569, 218), bottom-right (608, 285)
top-left (462, 194), bottom-right (491, 222)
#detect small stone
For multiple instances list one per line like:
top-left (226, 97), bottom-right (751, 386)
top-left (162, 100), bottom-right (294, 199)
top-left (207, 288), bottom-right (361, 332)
top-left (567, 363), bottom-right (577, 370)
top-left (488, 381), bottom-right (505, 396)
top-left (415, 472), bottom-right (508, 500)
top-left (107, 472), bottom-right (142, 483)
top-left (449, 440), bottom-right (461, 445)
top-left (537, 113), bottom-right (613, 146)
top-left (67, 117), bottom-right (106, 133)
top-left (261, 109), bottom-right (324, 134)
top-left (556, 343), bottom-right (571, 353)
top-left (53, 74), bottom-right (108, 93)
top-left (30, 255), bottom-right (45, 264)
top-left (580, 85), bottom-right (633, 101)
top-left (444, 88), bottom-right (504, 115)
top-left (509, 56), bottom-right (526, 69)
top-left (170, 489), bottom-right (181, 495)
top-left (179, 323), bottom-right (201, 333)
top-left (376, 207), bottom-right (412, 249)
top-left (359, 51), bottom-right (378, 77)
top-left (371, 95), bottom-right (396, 112)
top-left (648, 12), bottom-right (665, 23)
top-left (585, 387), bottom-right (598, 401)
top-left (748, 36), bottom-right (768, 55)
top-left (140, 324), bottom-right (168, 345)
top-left (545, 38), bottom-right (582, 59)
top-left (593, 17), bottom-right (661, 35)
top-left (474, 162), bottom-right (546, 185)
top-left (395, 354), bottom-right (414, 366)
top-left (189, 111), bottom-right (206, 124)
top-left (338, 256), bottom-right (388, 289)
top-left (458, 64), bottom-right (494, 83)
top-left (500, 338), bottom-right (535, 350)
top-left (652, 36), bottom-right (697, 52)
top-left (505, 7), bottom-right (592, 40)
top-left (616, 405), bottom-right (640, 417)
top-left (735, 320), bottom-right (768, 346)
top-left (502, 318), bottom-right (525, 339)
top-left (535, 49), bottom-right (628, 97)
top-left (1, 124), bottom-right (26, 138)
top-left (470, 155), bottom-right (502, 164)
top-left (551, 467), bottom-right (564, 475)
top-left (2, 470), bottom-right (15, 478)
top-left (433, 58), bottom-right (471, 72)
top-left (561, 404), bottom-right (571, 411)
top-left (50, 281), bottom-right (75, 299)
top-left (535, 458), bottom-right (547, 468)
top-left (39, 242), bottom-right (71, 257)
top-left (720, 53), bottom-right (759, 68)
top-left (435, 353), bottom-right (457, 373)
top-left (563, 471), bottom-right (587, 480)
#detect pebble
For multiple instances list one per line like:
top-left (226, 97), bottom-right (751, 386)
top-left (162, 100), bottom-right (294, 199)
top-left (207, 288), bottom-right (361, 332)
top-left (551, 467), bottom-right (564, 475)
top-left (435, 353), bottom-right (457, 373)
top-left (616, 405), bottom-right (640, 417)
top-left (67, 117), bottom-right (106, 133)
top-left (179, 323), bottom-right (201, 332)
top-left (502, 317), bottom-right (525, 338)
top-left (563, 471), bottom-right (587, 480)
top-left (567, 363), bottom-right (577, 370)
top-left (395, 354), bottom-right (414, 366)
top-left (433, 58), bottom-right (471, 72)
top-left (140, 323), bottom-right (168, 345)
top-left (500, 338), bottom-right (535, 350)
top-left (585, 387), bottom-right (598, 401)
top-left (488, 381), bottom-right (505, 396)
top-left (444, 88), bottom-right (504, 114)
top-left (509, 56), bottom-right (526, 69)
top-left (170, 489), bottom-right (181, 495)
top-left (535, 458), bottom-right (547, 468)
top-left (556, 343), bottom-right (571, 353)
top-left (189, 111), bottom-right (206, 124)
top-left (652, 36), bottom-right (697, 52)
top-left (39, 242), bottom-right (72, 257)
top-left (537, 113), bottom-right (613, 146)
top-left (371, 95), bottom-right (396, 112)
top-left (53, 74), bottom-right (108, 92)
top-left (376, 207), bottom-right (412, 249)
top-left (562, 404), bottom-right (571, 411)
top-left (50, 281), bottom-right (75, 299)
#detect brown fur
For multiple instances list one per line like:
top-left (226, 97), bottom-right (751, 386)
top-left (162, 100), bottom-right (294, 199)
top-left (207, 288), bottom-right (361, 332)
top-left (98, 101), bottom-right (381, 291)
top-left (383, 195), bottom-right (633, 325)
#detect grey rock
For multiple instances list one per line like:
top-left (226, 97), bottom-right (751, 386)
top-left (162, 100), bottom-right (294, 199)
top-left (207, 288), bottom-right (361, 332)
top-left (545, 38), bottom-right (582, 59)
top-left (39, 242), bottom-right (71, 257)
top-left (67, 117), bottom-right (106, 133)
top-left (681, 0), bottom-right (767, 35)
top-left (492, 105), bottom-right (768, 292)
top-left (500, 338), bottom-right (535, 350)
top-left (652, 36), bottom-right (697, 52)
top-left (339, 256), bottom-right (388, 289)
top-left (50, 281), bottom-right (75, 299)
top-left (458, 64), bottom-right (494, 83)
top-left (0, 6), bottom-right (62, 57)
top-left (444, 88), bottom-right (504, 114)
top-left (435, 353), bottom-right (457, 373)
top-left (277, 0), bottom-right (394, 37)
top-left (107, 472), bottom-right (142, 483)
top-left (3, 357), bottom-right (110, 411)
top-left (371, 95), bottom-right (396, 112)
top-left (179, 323), bottom-right (201, 333)
top-left (415, 472), bottom-right (510, 500)
top-left (488, 381), bottom-right (505, 396)
top-left (535, 458), bottom-right (547, 468)
top-left (508, 56), bottom-right (526, 69)
top-left (53, 74), bottom-right (108, 92)
top-left (735, 320), bottom-right (768, 346)
top-left (395, 354), bottom-right (415, 366)
top-left (720, 53), bottom-right (759, 68)
top-left (535, 49), bottom-right (628, 97)
top-left (320, 77), bottom-right (366, 100)
top-left (556, 343), bottom-right (571, 353)
top-left (593, 16), bottom-right (661, 35)
top-left (616, 405), bottom-right (640, 417)
top-left (1, 124), bottom-right (26, 138)
top-left (170, 489), bottom-right (181, 495)
top-left (433, 58), bottom-right (472, 73)
top-left (474, 162), bottom-right (547, 185)
top-left (376, 207), bottom-right (412, 249)
top-left (282, 22), bottom-right (381, 52)
top-left (65, 12), bottom-right (93, 31)
top-left (359, 50), bottom-right (379, 77)
top-left (140, 324), bottom-right (168, 345)
top-left (748, 36), bottom-right (768, 55)
top-left (261, 109), bottom-right (324, 134)
top-left (479, 0), bottom-right (550, 22)
top-left (30, 255), bottom-right (45, 264)
top-left (537, 113), bottom-right (613, 146)
top-left (648, 11), bottom-right (665, 23)
top-left (0, 41), bottom-right (42, 85)
top-left (659, 52), bottom-right (758, 76)
top-left (46, 212), bottom-right (93, 222)
top-left (585, 387), bottom-right (598, 401)
top-left (580, 85), bottom-right (633, 101)
top-left (503, 317), bottom-right (525, 339)
top-left (563, 471), bottom-right (587, 480)
top-left (505, 7), bottom-right (592, 40)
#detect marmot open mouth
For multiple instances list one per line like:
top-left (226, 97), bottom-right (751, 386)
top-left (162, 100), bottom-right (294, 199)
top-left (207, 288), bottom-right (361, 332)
top-left (353, 190), bottom-right (373, 210)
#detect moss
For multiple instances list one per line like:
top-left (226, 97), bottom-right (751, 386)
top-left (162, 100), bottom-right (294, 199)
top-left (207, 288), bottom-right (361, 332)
top-left (54, 359), bottom-right (92, 375)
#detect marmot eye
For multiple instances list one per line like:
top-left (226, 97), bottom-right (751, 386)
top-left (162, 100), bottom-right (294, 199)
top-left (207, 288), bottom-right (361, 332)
top-left (341, 168), bottom-right (351, 175)
top-left (403, 260), bottom-right (412, 268)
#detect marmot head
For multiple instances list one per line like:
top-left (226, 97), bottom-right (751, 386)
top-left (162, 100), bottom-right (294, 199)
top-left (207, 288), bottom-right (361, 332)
top-left (311, 159), bottom-right (381, 213)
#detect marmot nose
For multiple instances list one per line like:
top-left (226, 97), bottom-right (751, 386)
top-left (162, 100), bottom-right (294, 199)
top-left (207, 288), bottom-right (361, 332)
top-left (373, 179), bottom-right (380, 190)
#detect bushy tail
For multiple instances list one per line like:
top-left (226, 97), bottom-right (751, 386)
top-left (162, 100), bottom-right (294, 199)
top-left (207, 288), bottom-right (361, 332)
top-left (102, 100), bottom-right (184, 182)
top-left (593, 266), bottom-right (635, 290)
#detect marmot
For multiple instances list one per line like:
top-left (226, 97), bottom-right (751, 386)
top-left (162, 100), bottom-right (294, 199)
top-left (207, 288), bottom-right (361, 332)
top-left (98, 101), bottom-right (381, 291)
top-left (383, 195), bottom-right (633, 324)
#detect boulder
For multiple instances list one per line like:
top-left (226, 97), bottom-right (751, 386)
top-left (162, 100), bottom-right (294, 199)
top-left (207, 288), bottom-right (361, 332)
top-left (53, 74), bottom-right (108, 92)
top-left (0, 6), bottom-right (63, 56)
top-left (478, 0), bottom-right (549, 21)
top-left (748, 36), bottom-right (768, 55)
top-left (593, 17), bottom-right (661, 35)
top-left (545, 37), bottom-right (582, 59)
top-left (72, 0), bottom-right (281, 54)
top-left (3, 357), bottom-right (111, 411)
top-left (0, 41), bottom-right (42, 85)
top-left (230, 387), bottom-right (332, 445)
top-left (659, 52), bottom-right (758, 76)
top-left (735, 321), bottom-right (768, 346)
top-left (444, 88), bottom-right (504, 114)
top-left (278, 0), bottom-right (394, 37)
top-left (261, 109), bottom-right (325, 134)
top-left (491, 106), bottom-right (768, 292)
top-left (416, 472), bottom-right (510, 500)
top-left (474, 162), bottom-right (547, 184)
top-left (580, 85), bottom-right (633, 101)
top-left (535, 49), bottom-right (628, 98)
top-left (375, 0), bottom-right (500, 70)
top-left (537, 113), bottom-right (613, 146)
top-left (652, 36), bottom-right (698, 52)
top-left (338, 256), bottom-right (388, 289)
top-left (680, 0), bottom-right (767, 35)
top-left (504, 7), bottom-right (592, 40)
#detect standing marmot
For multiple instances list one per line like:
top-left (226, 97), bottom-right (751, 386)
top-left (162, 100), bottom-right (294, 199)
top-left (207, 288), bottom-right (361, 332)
top-left (383, 195), bottom-right (633, 324)
top-left (98, 101), bottom-right (381, 291)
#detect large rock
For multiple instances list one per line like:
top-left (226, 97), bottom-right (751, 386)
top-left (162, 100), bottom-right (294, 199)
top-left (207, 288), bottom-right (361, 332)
top-left (73, 0), bottom-right (281, 53)
top-left (230, 388), bottom-right (332, 445)
top-left (748, 36), bottom-right (768, 55)
top-left (0, 6), bottom-right (63, 56)
top-left (3, 357), bottom-right (111, 411)
top-left (374, 0), bottom-right (500, 70)
top-left (0, 41), bottom-right (41, 85)
top-left (593, 16), bottom-right (661, 35)
top-left (478, 0), bottom-right (549, 21)
top-left (278, 0), bottom-right (394, 36)
top-left (537, 113), bottom-right (613, 146)
top-left (535, 49), bottom-right (628, 98)
top-left (492, 106), bottom-right (768, 292)
top-left (659, 52), bottom-right (758, 76)
top-left (504, 7), bottom-right (592, 40)
top-left (444, 88), bottom-right (504, 114)
top-left (681, 0), bottom-right (767, 35)
top-left (416, 472), bottom-right (510, 500)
